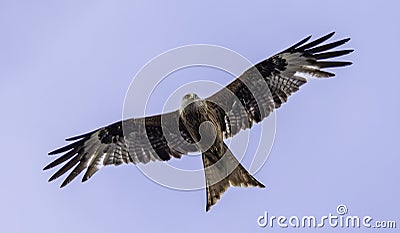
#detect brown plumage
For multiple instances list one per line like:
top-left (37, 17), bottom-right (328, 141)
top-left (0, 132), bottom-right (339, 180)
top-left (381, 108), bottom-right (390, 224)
top-left (44, 32), bottom-right (353, 211)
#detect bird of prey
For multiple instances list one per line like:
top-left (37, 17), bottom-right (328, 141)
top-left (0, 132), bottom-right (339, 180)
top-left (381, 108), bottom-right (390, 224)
top-left (44, 32), bottom-right (353, 211)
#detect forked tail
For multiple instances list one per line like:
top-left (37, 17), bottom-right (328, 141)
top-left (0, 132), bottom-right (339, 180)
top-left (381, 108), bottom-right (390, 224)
top-left (202, 143), bottom-right (265, 211)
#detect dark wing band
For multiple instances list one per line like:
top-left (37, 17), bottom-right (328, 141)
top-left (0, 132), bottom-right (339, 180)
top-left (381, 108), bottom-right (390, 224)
top-left (44, 111), bottom-right (197, 187)
top-left (207, 32), bottom-right (353, 138)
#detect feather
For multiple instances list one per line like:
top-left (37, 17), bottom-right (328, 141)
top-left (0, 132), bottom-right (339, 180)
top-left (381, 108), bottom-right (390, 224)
top-left (60, 158), bottom-right (90, 188)
top-left (296, 32), bottom-right (335, 51)
top-left (314, 61), bottom-right (353, 68)
top-left (314, 50), bottom-right (354, 60)
top-left (43, 147), bottom-right (80, 170)
top-left (283, 35), bottom-right (312, 52)
top-left (306, 38), bottom-right (351, 53)
top-left (48, 155), bottom-right (83, 182)
top-left (48, 139), bottom-right (85, 155)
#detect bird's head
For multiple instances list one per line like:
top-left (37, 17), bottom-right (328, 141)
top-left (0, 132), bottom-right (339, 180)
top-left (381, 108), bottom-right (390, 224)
top-left (180, 93), bottom-right (201, 112)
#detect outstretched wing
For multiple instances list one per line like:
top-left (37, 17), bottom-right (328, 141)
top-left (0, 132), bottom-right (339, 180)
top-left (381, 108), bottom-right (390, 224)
top-left (207, 32), bottom-right (353, 138)
top-left (44, 111), bottom-right (197, 188)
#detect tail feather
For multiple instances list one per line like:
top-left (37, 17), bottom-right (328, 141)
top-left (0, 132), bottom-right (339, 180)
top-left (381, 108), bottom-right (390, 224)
top-left (202, 143), bottom-right (264, 211)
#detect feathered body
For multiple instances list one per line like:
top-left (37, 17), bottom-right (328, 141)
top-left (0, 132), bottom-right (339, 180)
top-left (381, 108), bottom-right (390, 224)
top-left (44, 32), bottom-right (353, 211)
top-left (179, 93), bottom-right (265, 211)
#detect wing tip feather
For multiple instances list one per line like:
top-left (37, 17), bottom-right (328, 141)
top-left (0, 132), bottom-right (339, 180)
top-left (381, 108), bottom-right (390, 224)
top-left (60, 180), bottom-right (69, 188)
top-left (43, 164), bottom-right (52, 171)
top-left (65, 131), bottom-right (94, 141)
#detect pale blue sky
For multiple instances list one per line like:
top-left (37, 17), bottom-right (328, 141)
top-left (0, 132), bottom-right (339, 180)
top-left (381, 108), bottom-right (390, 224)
top-left (1, 1), bottom-right (399, 232)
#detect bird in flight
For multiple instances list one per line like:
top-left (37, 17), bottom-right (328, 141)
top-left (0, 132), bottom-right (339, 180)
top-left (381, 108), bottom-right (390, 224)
top-left (44, 32), bottom-right (353, 211)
